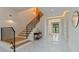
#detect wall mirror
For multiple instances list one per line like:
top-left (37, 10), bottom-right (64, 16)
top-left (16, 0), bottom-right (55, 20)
top-left (72, 11), bottom-right (79, 28)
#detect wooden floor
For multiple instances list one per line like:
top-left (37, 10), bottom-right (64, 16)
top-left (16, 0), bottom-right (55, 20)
top-left (1, 37), bottom-right (26, 44)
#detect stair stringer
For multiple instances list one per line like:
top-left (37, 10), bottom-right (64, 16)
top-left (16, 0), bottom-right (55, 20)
top-left (28, 18), bottom-right (42, 41)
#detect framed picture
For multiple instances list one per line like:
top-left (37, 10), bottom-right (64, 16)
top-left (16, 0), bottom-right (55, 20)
top-left (72, 11), bottom-right (79, 28)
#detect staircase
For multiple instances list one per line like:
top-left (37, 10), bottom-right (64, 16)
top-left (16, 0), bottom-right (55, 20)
top-left (14, 16), bottom-right (41, 48)
top-left (1, 8), bottom-right (43, 51)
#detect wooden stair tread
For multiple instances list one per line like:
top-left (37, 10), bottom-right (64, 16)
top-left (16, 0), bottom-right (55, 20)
top-left (17, 35), bottom-right (26, 37)
top-left (16, 36), bottom-right (26, 39)
top-left (20, 32), bottom-right (26, 34)
top-left (11, 40), bottom-right (31, 48)
top-left (1, 37), bottom-right (31, 48)
top-left (18, 34), bottom-right (26, 36)
top-left (1, 37), bottom-right (26, 44)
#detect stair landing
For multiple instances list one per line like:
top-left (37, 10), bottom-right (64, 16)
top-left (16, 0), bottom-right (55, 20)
top-left (1, 37), bottom-right (31, 48)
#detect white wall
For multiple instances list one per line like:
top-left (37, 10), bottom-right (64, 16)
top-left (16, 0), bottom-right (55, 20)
top-left (68, 8), bottom-right (79, 51)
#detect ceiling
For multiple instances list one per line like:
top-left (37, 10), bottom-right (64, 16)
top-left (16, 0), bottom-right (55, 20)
top-left (10, 7), bottom-right (31, 12)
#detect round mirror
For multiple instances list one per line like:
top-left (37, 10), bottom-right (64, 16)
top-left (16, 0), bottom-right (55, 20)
top-left (72, 11), bottom-right (79, 28)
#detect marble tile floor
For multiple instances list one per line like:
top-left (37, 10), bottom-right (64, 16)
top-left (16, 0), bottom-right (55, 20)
top-left (16, 38), bottom-right (71, 52)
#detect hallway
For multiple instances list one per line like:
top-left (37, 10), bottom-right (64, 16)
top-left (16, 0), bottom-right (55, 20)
top-left (0, 7), bottom-right (79, 52)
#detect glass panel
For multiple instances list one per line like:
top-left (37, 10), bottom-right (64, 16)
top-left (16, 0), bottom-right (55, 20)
top-left (52, 23), bottom-right (59, 33)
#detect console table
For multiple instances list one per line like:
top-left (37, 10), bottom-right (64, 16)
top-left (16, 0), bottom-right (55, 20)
top-left (34, 32), bottom-right (42, 40)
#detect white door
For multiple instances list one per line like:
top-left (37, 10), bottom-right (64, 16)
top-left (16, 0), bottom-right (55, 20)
top-left (48, 19), bottom-right (61, 41)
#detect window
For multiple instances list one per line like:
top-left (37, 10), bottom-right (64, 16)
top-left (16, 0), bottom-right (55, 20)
top-left (52, 22), bottom-right (59, 33)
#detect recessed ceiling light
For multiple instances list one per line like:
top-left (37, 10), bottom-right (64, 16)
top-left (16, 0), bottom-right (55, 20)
top-left (7, 20), bottom-right (15, 24)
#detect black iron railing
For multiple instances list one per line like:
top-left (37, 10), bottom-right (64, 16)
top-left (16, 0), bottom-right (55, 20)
top-left (1, 27), bottom-right (15, 52)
